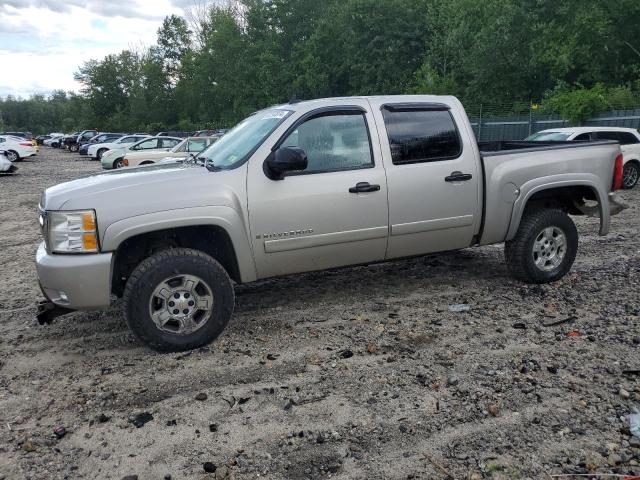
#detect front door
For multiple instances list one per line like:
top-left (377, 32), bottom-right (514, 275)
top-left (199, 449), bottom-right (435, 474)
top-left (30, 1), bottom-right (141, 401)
top-left (247, 102), bottom-right (389, 279)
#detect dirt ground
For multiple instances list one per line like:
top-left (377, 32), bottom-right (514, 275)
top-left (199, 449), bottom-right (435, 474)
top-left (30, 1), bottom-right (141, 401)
top-left (0, 147), bottom-right (638, 480)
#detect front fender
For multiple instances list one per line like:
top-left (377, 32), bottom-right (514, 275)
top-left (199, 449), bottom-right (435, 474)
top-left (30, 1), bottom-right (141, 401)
top-left (101, 206), bottom-right (258, 282)
top-left (506, 174), bottom-right (610, 241)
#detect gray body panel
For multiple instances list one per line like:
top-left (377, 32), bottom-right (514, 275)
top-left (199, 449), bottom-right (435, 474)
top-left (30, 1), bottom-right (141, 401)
top-left (480, 141), bottom-right (619, 244)
top-left (35, 95), bottom-right (621, 311)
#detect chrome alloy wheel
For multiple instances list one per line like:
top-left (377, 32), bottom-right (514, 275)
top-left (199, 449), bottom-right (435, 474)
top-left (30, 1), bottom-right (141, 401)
top-left (532, 226), bottom-right (567, 271)
top-left (622, 163), bottom-right (639, 188)
top-left (148, 274), bottom-right (214, 335)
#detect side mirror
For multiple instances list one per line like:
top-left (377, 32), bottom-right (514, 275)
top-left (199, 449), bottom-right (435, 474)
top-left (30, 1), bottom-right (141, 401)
top-left (265, 146), bottom-right (308, 180)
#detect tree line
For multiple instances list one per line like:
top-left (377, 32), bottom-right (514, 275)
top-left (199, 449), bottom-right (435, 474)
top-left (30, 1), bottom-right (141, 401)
top-left (2, 0), bottom-right (640, 134)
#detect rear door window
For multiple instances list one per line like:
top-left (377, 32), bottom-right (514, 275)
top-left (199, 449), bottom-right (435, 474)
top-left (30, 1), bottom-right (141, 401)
top-left (594, 131), bottom-right (621, 142)
top-left (161, 138), bottom-right (181, 148)
top-left (381, 107), bottom-right (462, 164)
top-left (573, 133), bottom-right (592, 141)
top-left (618, 132), bottom-right (640, 145)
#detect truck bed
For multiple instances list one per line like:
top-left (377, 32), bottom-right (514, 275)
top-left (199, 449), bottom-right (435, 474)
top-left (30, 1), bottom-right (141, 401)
top-left (476, 139), bottom-right (620, 246)
top-left (478, 139), bottom-right (617, 154)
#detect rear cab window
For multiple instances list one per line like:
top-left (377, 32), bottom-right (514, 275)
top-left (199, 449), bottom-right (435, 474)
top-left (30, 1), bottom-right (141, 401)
top-left (380, 106), bottom-right (462, 164)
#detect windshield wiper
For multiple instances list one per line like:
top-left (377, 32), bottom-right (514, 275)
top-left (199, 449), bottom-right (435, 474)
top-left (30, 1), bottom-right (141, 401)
top-left (204, 160), bottom-right (222, 172)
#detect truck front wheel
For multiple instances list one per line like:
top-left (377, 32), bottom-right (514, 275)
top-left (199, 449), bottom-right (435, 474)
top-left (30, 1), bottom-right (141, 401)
top-left (123, 248), bottom-right (235, 352)
top-left (505, 208), bottom-right (578, 284)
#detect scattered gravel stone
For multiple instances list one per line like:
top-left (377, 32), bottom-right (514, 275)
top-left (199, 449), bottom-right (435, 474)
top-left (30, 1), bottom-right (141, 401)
top-left (129, 412), bottom-right (154, 428)
top-left (447, 376), bottom-right (459, 387)
top-left (203, 462), bottom-right (217, 473)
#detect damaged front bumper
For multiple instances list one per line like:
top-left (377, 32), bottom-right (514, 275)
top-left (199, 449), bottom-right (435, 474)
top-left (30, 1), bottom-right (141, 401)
top-left (35, 242), bottom-right (113, 324)
top-left (36, 299), bottom-right (74, 325)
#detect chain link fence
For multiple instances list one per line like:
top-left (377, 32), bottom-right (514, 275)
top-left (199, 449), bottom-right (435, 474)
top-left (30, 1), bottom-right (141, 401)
top-left (465, 102), bottom-right (640, 142)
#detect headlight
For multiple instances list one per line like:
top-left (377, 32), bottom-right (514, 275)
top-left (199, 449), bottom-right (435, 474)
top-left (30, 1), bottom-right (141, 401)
top-left (47, 210), bottom-right (99, 253)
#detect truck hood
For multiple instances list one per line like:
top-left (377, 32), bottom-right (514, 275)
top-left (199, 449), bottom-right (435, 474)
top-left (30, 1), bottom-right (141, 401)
top-left (41, 162), bottom-right (245, 232)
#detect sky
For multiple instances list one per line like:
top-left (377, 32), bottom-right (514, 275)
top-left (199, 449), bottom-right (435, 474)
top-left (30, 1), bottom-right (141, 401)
top-left (0, 0), bottom-right (196, 98)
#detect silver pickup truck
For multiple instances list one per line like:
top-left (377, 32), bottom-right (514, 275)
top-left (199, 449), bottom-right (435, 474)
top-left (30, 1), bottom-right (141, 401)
top-left (36, 95), bottom-right (626, 351)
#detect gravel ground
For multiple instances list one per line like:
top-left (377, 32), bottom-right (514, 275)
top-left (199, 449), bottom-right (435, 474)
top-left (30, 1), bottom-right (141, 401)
top-left (0, 147), bottom-right (639, 480)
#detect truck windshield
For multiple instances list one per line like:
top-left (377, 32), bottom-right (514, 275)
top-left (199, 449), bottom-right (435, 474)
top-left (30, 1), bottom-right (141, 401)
top-left (525, 132), bottom-right (571, 141)
top-left (197, 108), bottom-right (292, 169)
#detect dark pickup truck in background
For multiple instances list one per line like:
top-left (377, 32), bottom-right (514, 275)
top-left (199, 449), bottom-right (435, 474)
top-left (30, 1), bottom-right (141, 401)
top-left (63, 130), bottom-right (98, 152)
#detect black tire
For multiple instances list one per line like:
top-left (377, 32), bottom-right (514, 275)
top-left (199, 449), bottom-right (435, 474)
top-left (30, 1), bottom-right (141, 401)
top-left (622, 162), bottom-right (639, 189)
top-left (97, 148), bottom-right (107, 160)
top-left (6, 150), bottom-right (20, 162)
top-left (113, 158), bottom-right (124, 169)
top-left (123, 248), bottom-right (235, 352)
top-left (505, 208), bottom-right (578, 284)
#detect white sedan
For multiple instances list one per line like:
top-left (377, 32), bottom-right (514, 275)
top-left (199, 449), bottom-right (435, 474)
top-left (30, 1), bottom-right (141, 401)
top-left (527, 126), bottom-right (640, 189)
top-left (87, 134), bottom-right (151, 160)
top-left (122, 136), bottom-right (219, 168)
top-left (101, 136), bottom-right (182, 169)
top-left (0, 135), bottom-right (37, 161)
top-left (0, 151), bottom-right (18, 173)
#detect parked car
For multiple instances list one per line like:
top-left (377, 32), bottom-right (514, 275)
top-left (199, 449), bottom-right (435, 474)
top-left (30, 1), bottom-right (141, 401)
top-left (526, 127), bottom-right (640, 189)
top-left (42, 134), bottom-right (64, 147)
top-left (58, 132), bottom-right (80, 150)
top-left (122, 136), bottom-right (219, 168)
top-left (87, 135), bottom-right (151, 160)
top-left (35, 95), bottom-right (627, 352)
top-left (0, 150), bottom-right (18, 173)
top-left (0, 135), bottom-right (37, 161)
top-left (78, 133), bottom-right (125, 156)
top-left (156, 131), bottom-right (192, 138)
top-left (63, 130), bottom-right (98, 152)
top-left (36, 135), bottom-right (52, 145)
top-left (101, 136), bottom-right (182, 169)
top-left (0, 131), bottom-right (33, 140)
top-left (47, 134), bottom-right (69, 148)
top-left (193, 129), bottom-right (227, 137)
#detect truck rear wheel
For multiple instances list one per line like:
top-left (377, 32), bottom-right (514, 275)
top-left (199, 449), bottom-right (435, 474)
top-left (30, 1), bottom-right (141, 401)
top-left (123, 248), bottom-right (235, 352)
top-left (505, 208), bottom-right (578, 284)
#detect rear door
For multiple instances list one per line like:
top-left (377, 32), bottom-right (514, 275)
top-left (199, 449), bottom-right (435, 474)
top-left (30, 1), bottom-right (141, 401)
top-left (247, 101), bottom-right (389, 278)
top-left (369, 99), bottom-right (481, 259)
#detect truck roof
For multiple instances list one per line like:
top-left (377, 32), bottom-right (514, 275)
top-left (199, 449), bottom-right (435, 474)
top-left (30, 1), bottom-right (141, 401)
top-left (279, 94), bottom-right (461, 111)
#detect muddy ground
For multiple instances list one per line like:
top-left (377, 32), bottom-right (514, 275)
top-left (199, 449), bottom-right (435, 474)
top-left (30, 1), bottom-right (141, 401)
top-left (0, 147), bottom-right (638, 480)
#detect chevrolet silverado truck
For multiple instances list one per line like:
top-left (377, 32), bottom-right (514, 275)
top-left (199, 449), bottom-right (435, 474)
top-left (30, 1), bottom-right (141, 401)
top-left (36, 95), bottom-right (626, 352)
